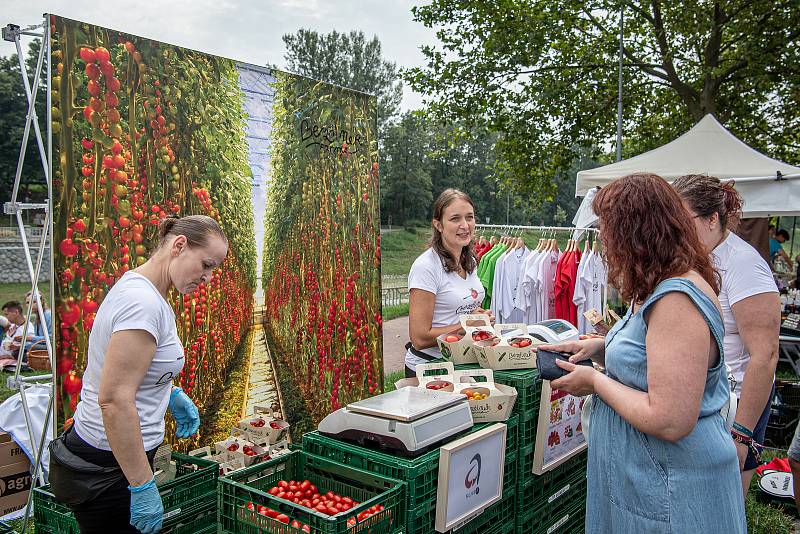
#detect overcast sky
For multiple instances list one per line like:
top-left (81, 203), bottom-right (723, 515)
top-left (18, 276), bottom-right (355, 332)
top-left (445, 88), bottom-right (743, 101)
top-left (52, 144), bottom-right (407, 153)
top-left (0, 0), bottom-right (437, 110)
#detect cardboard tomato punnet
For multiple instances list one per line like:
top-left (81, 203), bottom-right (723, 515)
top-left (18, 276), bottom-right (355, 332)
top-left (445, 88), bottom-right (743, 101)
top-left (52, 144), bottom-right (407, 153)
top-left (237, 405), bottom-right (290, 446)
top-left (436, 314), bottom-right (494, 364)
top-left (473, 323), bottom-right (542, 370)
top-left (215, 432), bottom-right (267, 466)
top-left (453, 367), bottom-right (517, 422)
top-left (394, 362), bottom-right (517, 423)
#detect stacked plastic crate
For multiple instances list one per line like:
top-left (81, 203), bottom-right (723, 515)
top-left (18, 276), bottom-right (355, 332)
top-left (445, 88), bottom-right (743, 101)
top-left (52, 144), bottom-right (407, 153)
top-left (302, 415), bottom-right (519, 533)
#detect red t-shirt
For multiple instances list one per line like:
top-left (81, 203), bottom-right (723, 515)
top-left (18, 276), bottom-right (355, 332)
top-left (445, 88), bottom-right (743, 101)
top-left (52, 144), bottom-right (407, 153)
top-left (554, 250), bottom-right (582, 325)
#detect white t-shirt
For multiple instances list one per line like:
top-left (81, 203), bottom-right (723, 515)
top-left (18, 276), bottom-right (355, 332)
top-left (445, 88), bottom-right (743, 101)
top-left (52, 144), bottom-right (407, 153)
top-left (406, 248), bottom-right (485, 370)
top-left (573, 251), bottom-right (607, 334)
top-left (73, 271), bottom-right (185, 450)
top-left (492, 248), bottom-right (529, 323)
top-left (712, 232), bottom-right (778, 396)
top-left (517, 250), bottom-right (542, 324)
top-left (539, 250), bottom-right (560, 320)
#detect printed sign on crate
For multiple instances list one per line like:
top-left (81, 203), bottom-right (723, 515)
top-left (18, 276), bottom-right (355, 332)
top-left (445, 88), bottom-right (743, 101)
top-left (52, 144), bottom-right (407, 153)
top-left (435, 423), bottom-right (506, 532)
top-left (533, 381), bottom-right (587, 474)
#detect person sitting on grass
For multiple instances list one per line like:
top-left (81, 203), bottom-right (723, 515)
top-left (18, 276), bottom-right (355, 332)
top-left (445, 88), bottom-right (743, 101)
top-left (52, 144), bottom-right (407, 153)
top-left (0, 301), bottom-right (31, 358)
top-left (22, 290), bottom-right (52, 353)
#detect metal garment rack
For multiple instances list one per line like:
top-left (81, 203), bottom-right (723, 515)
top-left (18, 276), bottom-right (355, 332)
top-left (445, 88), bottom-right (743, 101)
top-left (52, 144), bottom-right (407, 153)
top-left (2, 17), bottom-right (54, 532)
top-left (475, 223), bottom-right (599, 237)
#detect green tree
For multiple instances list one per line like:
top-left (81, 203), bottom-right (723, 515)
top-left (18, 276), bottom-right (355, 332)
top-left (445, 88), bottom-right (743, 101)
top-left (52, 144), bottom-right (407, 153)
top-left (380, 111), bottom-right (433, 225)
top-left (407, 1), bottom-right (800, 198)
top-left (283, 29), bottom-right (403, 131)
top-left (0, 39), bottom-right (47, 203)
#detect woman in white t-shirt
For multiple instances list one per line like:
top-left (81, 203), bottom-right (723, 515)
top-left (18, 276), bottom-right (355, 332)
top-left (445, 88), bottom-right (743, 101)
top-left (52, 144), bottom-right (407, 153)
top-left (50, 215), bottom-right (228, 534)
top-left (406, 189), bottom-right (492, 377)
top-left (674, 175), bottom-right (779, 496)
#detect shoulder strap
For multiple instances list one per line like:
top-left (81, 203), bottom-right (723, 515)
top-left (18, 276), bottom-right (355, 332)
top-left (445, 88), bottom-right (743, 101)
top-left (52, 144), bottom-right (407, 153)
top-left (639, 278), bottom-right (724, 358)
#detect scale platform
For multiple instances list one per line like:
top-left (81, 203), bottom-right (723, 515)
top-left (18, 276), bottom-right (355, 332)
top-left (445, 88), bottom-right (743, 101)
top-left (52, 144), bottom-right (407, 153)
top-left (318, 388), bottom-right (474, 457)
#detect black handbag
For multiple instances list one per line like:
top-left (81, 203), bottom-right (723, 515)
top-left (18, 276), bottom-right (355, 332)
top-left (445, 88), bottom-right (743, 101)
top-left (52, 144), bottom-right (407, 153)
top-left (47, 427), bottom-right (125, 506)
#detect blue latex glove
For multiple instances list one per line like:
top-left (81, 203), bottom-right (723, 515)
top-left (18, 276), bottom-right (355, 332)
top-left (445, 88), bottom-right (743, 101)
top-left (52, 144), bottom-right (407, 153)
top-left (169, 387), bottom-right (200, 438)
top-left (128, 476), bottom-right (163, 534)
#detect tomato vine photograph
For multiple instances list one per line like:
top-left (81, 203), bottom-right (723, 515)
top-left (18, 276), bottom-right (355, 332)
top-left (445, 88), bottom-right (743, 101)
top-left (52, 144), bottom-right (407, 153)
top-left (49, 15), bottom-right (382, 446)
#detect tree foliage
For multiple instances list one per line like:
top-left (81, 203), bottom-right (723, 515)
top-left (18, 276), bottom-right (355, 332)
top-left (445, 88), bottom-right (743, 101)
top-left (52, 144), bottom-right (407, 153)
top-left (0, 39), bottom-right (47, 203)
top-left (283, 29), bottom-right (403, 131)
top-left (406, 1), bottom-right (800, 198)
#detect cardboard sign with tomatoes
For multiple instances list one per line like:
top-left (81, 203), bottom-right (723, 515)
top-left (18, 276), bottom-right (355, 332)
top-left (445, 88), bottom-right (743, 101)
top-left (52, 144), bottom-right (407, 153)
top-left (437, 314), bottom-right (494, 364)
top-left (473, 323), bottom-right (542, 370)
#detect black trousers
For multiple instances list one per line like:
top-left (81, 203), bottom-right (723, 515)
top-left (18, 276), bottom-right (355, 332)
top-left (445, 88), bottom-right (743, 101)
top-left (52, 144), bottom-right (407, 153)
top-left (64, 428), bottom-right (157, 534)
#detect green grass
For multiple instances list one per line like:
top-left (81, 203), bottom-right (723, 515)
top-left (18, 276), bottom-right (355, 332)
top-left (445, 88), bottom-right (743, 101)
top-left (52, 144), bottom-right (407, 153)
top-left (0, 282), bottom-right (51, 308)
top-left (0, 370), bottom-right (51, 404)
top-left (380, 228), bottom-right (431, 276)
top-left (383, 370), bottom-right (404, 393)
top-left (382, 303), bottom-right (409, 321)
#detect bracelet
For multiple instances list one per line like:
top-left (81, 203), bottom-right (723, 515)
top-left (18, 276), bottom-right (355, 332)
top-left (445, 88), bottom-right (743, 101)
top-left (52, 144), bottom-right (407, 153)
top-left (732, 422), bottom-right (754, 438)
top-left (731, 431), bottom-right (763, 463)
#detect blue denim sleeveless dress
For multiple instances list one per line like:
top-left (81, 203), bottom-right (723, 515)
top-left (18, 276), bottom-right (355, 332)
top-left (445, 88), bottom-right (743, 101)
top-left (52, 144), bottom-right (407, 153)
top-left (586, 278), bottom-right (746, 533)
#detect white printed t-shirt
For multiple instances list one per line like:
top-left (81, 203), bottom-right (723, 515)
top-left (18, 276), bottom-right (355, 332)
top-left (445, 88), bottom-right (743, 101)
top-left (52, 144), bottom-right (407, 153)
top-left (406, 248), bottom-right (485, 371)
top-left (73, 271), bottom-right (185, 450)
top-left (712, 231), bottom-right (778, 396)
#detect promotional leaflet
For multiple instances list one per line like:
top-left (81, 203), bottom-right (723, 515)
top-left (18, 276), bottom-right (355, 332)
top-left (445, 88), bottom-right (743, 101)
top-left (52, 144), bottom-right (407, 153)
top-left (533, 381), bottom-right (587, 474)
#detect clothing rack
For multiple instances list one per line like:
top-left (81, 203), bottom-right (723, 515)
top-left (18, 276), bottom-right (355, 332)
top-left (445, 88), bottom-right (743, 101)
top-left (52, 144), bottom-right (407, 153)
top-left (476, 224), bottom-right (598, 233)
top-left (476, 223), bottom-right (609, 326)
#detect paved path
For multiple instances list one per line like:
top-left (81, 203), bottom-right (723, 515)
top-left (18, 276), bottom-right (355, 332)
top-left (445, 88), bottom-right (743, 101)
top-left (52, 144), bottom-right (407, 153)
top-left (382, 316), bottom-right (408, 375)
top-left (244, 323), bottom-right (284, 419)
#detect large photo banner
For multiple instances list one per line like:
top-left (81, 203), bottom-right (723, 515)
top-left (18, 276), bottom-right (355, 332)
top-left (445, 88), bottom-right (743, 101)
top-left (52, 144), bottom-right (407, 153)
top-left (49, 15), bottom-right (381, 446)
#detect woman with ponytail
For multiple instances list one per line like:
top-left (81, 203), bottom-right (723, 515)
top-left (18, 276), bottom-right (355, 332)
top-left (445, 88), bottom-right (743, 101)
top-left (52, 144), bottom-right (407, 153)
top-left (49, 215), bottom-right (228, 533)
top-left (674, 175), bottom-right (779, 497)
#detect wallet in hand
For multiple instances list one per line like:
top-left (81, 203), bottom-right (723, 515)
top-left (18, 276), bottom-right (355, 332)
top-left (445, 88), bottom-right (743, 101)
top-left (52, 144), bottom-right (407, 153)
top-left (537, 349), bottom-right (593, 381)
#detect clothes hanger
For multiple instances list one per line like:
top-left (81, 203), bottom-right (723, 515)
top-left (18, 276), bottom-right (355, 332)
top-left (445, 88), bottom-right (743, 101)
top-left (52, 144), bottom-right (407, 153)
top-left (592, 231), bottom-right (600, 253)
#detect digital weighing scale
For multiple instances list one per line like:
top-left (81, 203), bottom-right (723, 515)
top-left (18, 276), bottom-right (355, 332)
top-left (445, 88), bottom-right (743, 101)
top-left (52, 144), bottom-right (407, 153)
top-left (318, 387), bottom-right (474, 457)
top-left (527, 319), bottom-right (580, 344)
top-left (503, 319), bottom-right (580, 344)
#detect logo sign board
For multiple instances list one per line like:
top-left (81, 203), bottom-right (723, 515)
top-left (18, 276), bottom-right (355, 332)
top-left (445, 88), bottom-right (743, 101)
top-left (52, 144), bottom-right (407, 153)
top-left (435, 423), bottom-right (506, 532)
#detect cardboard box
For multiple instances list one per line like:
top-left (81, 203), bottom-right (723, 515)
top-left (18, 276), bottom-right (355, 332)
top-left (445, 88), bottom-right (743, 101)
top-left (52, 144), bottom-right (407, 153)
top-left (473, 323), bottom-right (543, 370)
top-left (395, 362), bottom-right (517, 423)
top-left (0, 433), bottom-right (28, 467)
top-left (215, 432), bottom-right (267, 466)
top-left (436, 314), bottom-right (494, 364)
top-left (237, 406), bottom-right (290, 446)
top-left (0, 459), bottom-right (32, 517)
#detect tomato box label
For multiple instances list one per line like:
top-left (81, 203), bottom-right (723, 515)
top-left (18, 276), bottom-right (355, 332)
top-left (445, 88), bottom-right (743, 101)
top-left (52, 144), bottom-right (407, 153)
top-left (0, 459), bottom-right (32, 516)
top-left (0, 433), bottom-right (28, 467)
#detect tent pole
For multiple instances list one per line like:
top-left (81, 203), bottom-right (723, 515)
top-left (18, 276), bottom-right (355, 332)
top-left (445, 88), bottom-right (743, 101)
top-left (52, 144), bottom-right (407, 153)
top-left (615, 6), bottom-right (624, 162)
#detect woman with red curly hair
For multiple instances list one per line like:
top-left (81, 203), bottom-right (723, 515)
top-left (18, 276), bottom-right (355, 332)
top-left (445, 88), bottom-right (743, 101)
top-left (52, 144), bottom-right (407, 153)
top-left (542, 174), bottom-right (745, 532)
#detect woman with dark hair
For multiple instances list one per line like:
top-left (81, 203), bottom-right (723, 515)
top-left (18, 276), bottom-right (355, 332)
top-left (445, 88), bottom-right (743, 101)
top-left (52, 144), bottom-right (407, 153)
top-left (541, 174), bottom-right (745, 532)
top-left (674, 174), bottom-right (779, 496)
top-left (405, 188), bottom-right (491, 377)
top-left (49, 215), bottom-right (228, 534)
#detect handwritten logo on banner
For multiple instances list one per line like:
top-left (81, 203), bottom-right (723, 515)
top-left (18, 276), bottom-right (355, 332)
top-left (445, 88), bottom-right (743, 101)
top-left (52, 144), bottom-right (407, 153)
top-left (300, 117), bottom-right (364, 156)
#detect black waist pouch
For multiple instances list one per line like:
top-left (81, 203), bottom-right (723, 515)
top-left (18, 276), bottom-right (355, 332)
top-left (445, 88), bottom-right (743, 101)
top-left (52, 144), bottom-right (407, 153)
top-left (47, 426), bottom-right (124, 506)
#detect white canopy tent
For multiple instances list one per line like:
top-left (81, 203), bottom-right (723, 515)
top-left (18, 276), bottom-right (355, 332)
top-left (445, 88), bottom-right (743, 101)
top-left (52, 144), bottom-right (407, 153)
top-left (575, 114), bottom-right (800, 217)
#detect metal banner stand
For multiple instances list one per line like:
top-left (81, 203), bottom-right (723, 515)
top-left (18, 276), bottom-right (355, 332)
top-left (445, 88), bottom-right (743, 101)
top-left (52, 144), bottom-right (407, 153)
top-left (2, 16), bottom-right (55, 532)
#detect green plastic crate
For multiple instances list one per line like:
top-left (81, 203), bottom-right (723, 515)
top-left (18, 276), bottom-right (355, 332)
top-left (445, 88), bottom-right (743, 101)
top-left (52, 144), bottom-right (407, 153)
top-left (516, 447), bottom-right (587, 512)
top-left (218, 450), bottom-right (404, 534)
top-left (303, 415), bottom-right (519, 513)
top-left (406, 489), bottom-right (516, 534)
top-left (0, 520), bottom-right (14, 534)
top-left (33, 452), bottom-right (218, 534)
top-left (492, 368), bottom-right (542, 419)
top-left (516, 496), bottom-right (586, 534)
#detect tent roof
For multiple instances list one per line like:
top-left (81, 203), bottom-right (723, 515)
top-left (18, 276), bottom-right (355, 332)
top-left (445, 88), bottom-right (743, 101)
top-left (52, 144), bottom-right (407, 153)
top-left (575, 115), bottom-right (800, 217)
